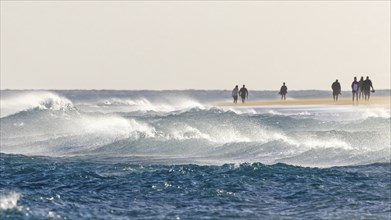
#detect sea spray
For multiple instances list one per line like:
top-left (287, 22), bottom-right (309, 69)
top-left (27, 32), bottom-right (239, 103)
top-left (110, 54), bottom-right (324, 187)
top-left (1, 90), bottom-right (389, 167)
top-left (1, 90), bottom-right (390, 219)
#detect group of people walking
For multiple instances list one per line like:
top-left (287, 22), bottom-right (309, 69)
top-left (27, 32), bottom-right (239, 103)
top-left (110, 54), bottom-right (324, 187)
top-left (231, 83), bottom-right (286, 103)
top-left (231, 76), bottom-right (375, 104)
top-left (332, 76), bottom-right (375, 102)
top-left (232, 85), bottom-right (249, 103)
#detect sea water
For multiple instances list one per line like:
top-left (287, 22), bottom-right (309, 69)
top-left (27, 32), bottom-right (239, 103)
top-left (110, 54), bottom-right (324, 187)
top-left (0, 90), bottom-right (390, 219)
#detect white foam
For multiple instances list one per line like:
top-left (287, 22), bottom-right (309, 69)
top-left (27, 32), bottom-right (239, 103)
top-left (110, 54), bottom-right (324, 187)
top-left (1, 92), bottom-right (75, 117)
top-left (0, 192), bottom-right (22, 211)
top-left (166, 125), bottom-right (211, 141)
top-left (359, 107), bottom-right (390, 119)
top-left (302, 138), bottom-right (353, 150)
top-left (161, 122), bottom-right (291, 145)
top-left (96, 97), bottom-right (205, 113)
top-left (222, 107), bottom-right (258, 115)
top-left (79, 115), bottom-right (157, 139)
top-left (209, 127), bottom-right (252, 143)
top-left (0, 91), bottom-right (389, 167)
top-left (266, 110), bottom-right (283, 115)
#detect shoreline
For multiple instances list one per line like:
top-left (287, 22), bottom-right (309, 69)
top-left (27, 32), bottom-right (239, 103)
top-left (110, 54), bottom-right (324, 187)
top-left (216, 96), bottom-right (391, 108)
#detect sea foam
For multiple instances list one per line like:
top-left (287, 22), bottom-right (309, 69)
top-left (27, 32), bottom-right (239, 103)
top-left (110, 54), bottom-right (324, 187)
top-left (0, 192), bottom-right (22, 211)
top-left (0, 90), bottom-right (389, 167)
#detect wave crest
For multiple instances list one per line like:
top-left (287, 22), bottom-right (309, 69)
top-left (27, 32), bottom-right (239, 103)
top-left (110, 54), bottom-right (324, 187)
top-left (94, 97), bottom-right (205, 113)
top-left (1, 92), bottom-right (75, 117)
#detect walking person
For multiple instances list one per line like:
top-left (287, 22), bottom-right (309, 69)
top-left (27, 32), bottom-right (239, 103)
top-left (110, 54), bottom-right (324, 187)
top-left (358, 76), bottom-right (364, 100)
top-left (279, 82), bottom-right (288, 100)
top-left (331, 79), bottom-right (341, 101)
top-left (362, 76), bottom-right (375, 101)
top-left (232, 85), bottom-right (239, 103)
top-left (239, 85), bottom-right (248, 104)
top-left (351, 77), bottom-right (360, 103)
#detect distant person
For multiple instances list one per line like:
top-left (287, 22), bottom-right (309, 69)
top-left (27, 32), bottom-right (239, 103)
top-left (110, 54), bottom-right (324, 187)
top-left (239, 85), bottom-right (248, 103)
top-left (331, 79), bottom-right (341, 101)
top-left (232, 85), bottom-right (239, 103)
top-left (358, 76), bottom-right (364, 100)
top-left (279, 82), bottom-right (288, 100)
top-left (362, 76), bottom-right (375, 101)
top-left (351, 77), bottom-right (359, 103)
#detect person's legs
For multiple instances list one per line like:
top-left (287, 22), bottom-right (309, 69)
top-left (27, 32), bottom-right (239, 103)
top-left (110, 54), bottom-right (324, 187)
top-left (353, 92), bottom-right (358, 102)
top-left (364, 91), bottom-right (369, 101)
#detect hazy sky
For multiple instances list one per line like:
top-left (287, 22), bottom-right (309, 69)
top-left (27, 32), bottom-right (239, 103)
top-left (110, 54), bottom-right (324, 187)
top-left (1, 1), bottom-right (390, 90)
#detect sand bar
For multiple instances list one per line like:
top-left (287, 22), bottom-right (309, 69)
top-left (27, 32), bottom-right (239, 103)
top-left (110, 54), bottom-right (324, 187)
top-left (216, 96), bottom-right (391, 108)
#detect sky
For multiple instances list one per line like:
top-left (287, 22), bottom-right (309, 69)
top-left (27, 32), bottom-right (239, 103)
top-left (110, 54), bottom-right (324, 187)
top-left (1, 1), bottom-right (390, 90)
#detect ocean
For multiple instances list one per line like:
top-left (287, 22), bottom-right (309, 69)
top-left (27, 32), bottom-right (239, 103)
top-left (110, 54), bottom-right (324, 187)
top-left (1, 90), bottom-right (390, 219)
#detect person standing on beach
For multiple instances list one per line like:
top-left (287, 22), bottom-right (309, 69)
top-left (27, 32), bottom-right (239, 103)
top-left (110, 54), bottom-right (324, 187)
top-left (358, 76), bottom-right (364, 100)
top-left (331, 79), bottom-right (341, 101)
top-left (279, 82), bottom-right (288, 100)
top-left (239, 85), bottom-right (248, 103)
top-left (232, 85), bottom-right (239, 103)
top-left (351, 77), bottom-right (360, 103)
top-left (362, 76), bottom-right (375, 101)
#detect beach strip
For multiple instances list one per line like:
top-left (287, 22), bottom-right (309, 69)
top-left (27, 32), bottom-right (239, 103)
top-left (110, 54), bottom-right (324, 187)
top-left (216, 96), bottom-right (391, 107)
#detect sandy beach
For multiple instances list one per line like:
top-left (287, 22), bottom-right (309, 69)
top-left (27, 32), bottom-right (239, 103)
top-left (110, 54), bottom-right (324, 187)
top-left (217, 96), bottom-right (391, 108)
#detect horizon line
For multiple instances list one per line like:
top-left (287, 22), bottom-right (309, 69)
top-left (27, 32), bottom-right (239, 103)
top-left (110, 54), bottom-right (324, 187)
top-left (1, 88), bottom-right (391, 91)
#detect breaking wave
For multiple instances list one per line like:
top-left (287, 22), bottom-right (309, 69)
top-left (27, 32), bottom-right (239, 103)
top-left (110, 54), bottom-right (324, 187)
top-left (0, 91), bottom-right (390, 167)
top-left (95, 97), bottom-right (205, 112)
top-left (1, 92), bottom-right (75, 117)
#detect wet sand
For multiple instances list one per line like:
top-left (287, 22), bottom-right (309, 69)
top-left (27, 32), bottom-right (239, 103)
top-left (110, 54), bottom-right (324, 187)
top-left (216, 96), bottom-right (391, 108)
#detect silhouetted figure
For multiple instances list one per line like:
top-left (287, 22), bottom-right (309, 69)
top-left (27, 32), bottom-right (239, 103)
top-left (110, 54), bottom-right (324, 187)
top-left (351, 77), bottom-right (359, 103)
top-left (239, 85), bottom-right (248, 103)
top-left (232, 85), bottom-right (239, 103)
top-left (279, 82), bottom-right (288, 100)
top-left (331, 79), bottom-right (341, 101)
top-left (358, 76), bottom-right (364, 100)
top-left (362, 76), bottom-right (375, 101)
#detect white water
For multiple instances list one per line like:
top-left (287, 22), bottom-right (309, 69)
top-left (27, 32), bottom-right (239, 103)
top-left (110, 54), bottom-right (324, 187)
top-left (1, 92), bottom-right (75, 117)
top-left (0, 192), bottom-right (22, 211)
top-left (1, 90), bottom-right (390, 167)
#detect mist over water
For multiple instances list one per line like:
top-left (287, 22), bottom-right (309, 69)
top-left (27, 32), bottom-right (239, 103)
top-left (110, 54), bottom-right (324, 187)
top-left (1, 90), bottom-right (390, 167)
top-left (1, 90), bottom-right (390, 219)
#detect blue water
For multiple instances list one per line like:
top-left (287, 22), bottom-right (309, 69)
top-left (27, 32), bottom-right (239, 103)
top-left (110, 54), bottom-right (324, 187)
top-left (1, 155), bottom-right (390, 219)
top-left (1, 90), bottom-right (390, 219)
